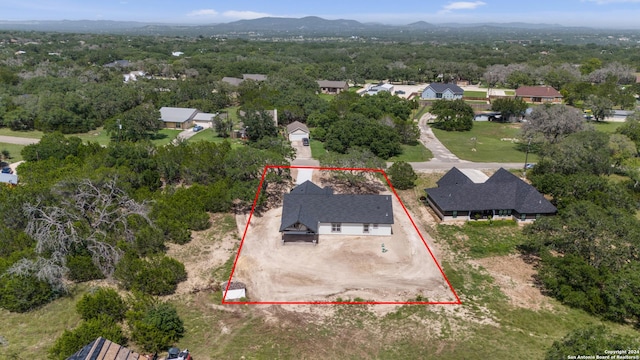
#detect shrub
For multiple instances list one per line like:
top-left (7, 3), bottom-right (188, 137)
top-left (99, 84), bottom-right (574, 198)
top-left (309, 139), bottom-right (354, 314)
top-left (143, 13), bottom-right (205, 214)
top-left (0, 274), bottom-right (58, 312)
top-left (387, 161), bottom-right (418, 190)
top-left (546, 325), bottom-right (640, 360)
top-left (129, 302), bottom-right (184, 353)
top-left (115, 254), bottom-right (187, 296)
top-left (48, 316), bottom-right (126, 360)
top-left (76, 287), bottom-right (127, 322)
top-left (67, 255), bottom-right (105, 282)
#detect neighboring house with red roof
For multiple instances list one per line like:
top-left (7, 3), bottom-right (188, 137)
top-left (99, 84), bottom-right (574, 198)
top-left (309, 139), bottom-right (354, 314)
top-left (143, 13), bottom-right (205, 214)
top-left (515, 86), bottom-right (563, 104)
top-left (425, 168), bottom-right (556, 222)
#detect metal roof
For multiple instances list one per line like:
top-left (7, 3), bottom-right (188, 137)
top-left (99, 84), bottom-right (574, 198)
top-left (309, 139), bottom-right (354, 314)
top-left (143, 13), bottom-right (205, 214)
top-left (515, 86), bottom-right (562, 98)
top-left (159, 107), bottom-right (199, 123)
top-left (426, 83), bottom-right (464, 95)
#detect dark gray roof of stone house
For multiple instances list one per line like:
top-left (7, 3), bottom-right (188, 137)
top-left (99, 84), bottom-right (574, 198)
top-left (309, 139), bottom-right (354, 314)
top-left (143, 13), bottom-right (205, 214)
top-left (425, 168), bottom-right (556, 214)
top-left (280, 181), bottom-right (394, 233)
top-left (436, 167), bottom-right (474, 187)
top-left (426, 83), bottom-right (464, 95)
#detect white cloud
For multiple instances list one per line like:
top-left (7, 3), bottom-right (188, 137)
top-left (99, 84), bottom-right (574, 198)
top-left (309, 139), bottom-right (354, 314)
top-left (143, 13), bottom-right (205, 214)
top-left (441, 1), bottom-right (487, 13)
top-left (187, 9), bottom-right (218, 17)
top-left (223, 10), bottom-right (271, 20)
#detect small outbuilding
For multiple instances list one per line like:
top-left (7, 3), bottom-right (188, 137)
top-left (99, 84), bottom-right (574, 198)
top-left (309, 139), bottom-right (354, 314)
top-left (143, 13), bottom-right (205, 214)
top-left (286, 121), bottom-right (310, 141)
top-left (67, 337), bottom-right (141, 360)
top-left (222, 281), bottom-right (247, 300)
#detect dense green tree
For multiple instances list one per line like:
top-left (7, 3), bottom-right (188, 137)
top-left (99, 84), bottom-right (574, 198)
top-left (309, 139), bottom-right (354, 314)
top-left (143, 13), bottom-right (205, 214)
top-left (387, 161), bottom-right (418, 190)
top-left (608, 133), bottom-right (637, 166)
top-left (21, 132), bottom-right (84, 162)
top-left (546, 325), bottom-right (639, 360)
top-left (48, 316), bottom-right (126, 360)
top-left (129, 302), bottom-right (184, 353)
top-left (324, 115), bottom-right (401, 159)
top-left (105, 103), bottom-right (162, 142)
top-left (584, 94), bottom-right (614, 122)
top-left (616, 114), bottom-right (640, 149)
top-left (0, 274), bottom-right (59, 313)
top-left (580, 58), bottom-right (603, 75)
top-left (430, 99), bottom-right (474, 131)
top-left (534, 131), bottom-right (612, 176)
top-left (76, 287), bottom-right (127, 322)
top-left (239, 108), bottom-right (278, 142)
top-left (114, 253), bottom-right (186, 296)
top-left (490, 97), bottom-right (528, 122)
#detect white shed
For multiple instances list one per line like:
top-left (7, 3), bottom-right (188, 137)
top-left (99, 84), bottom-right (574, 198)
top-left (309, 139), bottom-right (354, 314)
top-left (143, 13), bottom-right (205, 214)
top-left (222, 281), bottom-right (246, 300)
top-left (286, 121), bottom-right (310, 142)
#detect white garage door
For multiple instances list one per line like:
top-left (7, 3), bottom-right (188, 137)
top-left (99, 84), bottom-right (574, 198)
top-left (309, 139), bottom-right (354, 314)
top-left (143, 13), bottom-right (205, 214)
top-left (289, 132), bottom-right (308, 141)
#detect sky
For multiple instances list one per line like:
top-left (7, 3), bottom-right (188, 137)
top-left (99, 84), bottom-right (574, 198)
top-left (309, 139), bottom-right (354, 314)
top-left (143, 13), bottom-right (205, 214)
top-left (3, 0), bottom-right (640, 28)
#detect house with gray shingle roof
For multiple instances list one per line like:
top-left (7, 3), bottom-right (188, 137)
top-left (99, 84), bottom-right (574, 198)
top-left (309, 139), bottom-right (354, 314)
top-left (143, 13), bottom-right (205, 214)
top-left (280, 181), bottom-right (394, 243)
top-left (425, 168), bottom-right (556, 222)
top-left (421, 83), bottom-right (464, 100)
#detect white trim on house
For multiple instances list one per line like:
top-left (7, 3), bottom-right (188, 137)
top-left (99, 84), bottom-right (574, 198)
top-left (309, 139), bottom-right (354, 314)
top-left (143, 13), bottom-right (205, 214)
top-left (319, 222), bottom-right (392, 236)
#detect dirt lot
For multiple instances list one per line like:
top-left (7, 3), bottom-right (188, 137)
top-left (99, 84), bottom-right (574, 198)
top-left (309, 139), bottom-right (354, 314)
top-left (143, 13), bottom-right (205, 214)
top-left (230, 188), bottom-right (456, 303)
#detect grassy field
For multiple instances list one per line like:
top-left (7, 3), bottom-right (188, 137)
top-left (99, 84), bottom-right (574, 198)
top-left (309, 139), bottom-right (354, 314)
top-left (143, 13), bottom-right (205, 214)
top-left (590, 120), bottom-right (625, 133)
top-left (0, 127), bottom-right (179, 147)
top-left (0, 142), bottom-right (26, 162)
top-left (464, 90), bottom-right (487, 98)
top-left (504, 90), bottom-right (516, 96)
top-left (318, 93), bottom-right (335, 102)
top-left (388, 143), bottom-right (433, 162)
top-left (188, 128), bottom-right (244, 148)
top-left (309, 139), bottom-right (327, 159)
top-left (433, 122), bottom-right (538, 163)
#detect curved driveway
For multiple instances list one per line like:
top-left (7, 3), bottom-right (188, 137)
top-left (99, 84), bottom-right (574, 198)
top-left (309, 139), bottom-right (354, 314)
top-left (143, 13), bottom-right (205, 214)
top-left (406, 113), bottom-right (523, 172)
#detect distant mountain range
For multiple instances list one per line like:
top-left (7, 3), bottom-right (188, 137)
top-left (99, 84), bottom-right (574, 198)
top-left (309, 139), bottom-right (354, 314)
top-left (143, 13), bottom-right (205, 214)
top-left (0, 16), bottom-right (611, 35)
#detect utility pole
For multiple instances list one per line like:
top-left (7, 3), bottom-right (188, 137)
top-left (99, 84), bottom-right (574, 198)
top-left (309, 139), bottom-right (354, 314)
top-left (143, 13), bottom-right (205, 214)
top-left (523, 137), bottom-right (532, 177)
top-left (117, 119), bottom-right (122, 144)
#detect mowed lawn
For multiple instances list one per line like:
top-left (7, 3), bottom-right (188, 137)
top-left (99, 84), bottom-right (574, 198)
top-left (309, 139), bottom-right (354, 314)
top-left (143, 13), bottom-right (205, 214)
top-left (0, 143), bottom-right (26, 162)
top-left (433, 122), bottom-right (538, 163)
top-left (188, 128), bottom-right (244, 148)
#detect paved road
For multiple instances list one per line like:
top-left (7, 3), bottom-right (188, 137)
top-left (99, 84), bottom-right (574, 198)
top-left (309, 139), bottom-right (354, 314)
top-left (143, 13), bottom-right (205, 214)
top-left (0, 135), bottom-right (39, 145)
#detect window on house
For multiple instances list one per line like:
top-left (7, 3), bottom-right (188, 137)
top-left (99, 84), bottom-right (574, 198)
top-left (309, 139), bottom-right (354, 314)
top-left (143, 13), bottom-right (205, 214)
top-left (452, 211), bottom-right (458, 218)
top-left (331, 223), bottom-right (341, 233)
top-left (175, 123), bottom-right (181, 129)
top-left (507, 209), bottom-right (512, 216)
top-left (521, 213), bottom-right (527, 220)
top-left (372, 224), bottom-right (378, 229)
top-left (363, 224), bottom-right (370, 233)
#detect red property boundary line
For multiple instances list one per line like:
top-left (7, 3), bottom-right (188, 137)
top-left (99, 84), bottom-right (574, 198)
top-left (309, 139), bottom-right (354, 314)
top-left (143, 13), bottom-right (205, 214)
top-left (222, 165), bottom-right (462, 305)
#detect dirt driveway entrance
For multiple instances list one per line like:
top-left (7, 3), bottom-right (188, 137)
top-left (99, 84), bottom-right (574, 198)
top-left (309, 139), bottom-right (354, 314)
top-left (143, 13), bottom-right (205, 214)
top-left (230, 191), bottom-right (456, 303)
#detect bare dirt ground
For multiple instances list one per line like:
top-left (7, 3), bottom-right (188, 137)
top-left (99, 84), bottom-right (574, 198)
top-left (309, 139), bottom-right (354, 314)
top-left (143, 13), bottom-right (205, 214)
top-left (166, 213), bottom-right (240, 295)
top-left (470, 254), bottom-right (553, 311)
top-left (230, 188), bottom-right (456, 303)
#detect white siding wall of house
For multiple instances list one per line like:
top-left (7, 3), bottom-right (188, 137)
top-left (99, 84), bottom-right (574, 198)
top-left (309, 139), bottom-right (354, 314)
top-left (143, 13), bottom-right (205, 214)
top-left (421, 88), bottom-right (437, 99)
top-left (288, 129), bottom-right (309, 141)
top-left (318, 222), bottom-right (392, 236)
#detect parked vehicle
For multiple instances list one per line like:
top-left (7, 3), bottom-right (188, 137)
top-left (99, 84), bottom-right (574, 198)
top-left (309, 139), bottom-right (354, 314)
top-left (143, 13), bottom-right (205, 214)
top-left (1, 167), bottom-right (12, 174)
top-left (167, 347), bottom-right (192, 360)
top-left (193, 125), bottom-right (204, 132)
top-left (525, 163), bottom-right (535, 170)
top-left (302, 137), bottom-right (309, 146)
